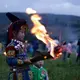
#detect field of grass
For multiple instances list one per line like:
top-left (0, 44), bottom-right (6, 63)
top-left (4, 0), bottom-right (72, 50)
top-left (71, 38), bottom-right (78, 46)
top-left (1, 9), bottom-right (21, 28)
top-left (0, 53), bottom-right (80, 80)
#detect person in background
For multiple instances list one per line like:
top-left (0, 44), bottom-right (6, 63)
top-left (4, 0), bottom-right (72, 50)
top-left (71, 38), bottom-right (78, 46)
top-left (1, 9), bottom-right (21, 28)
top-left (62, 41), bottom-right (67, 61)
top-left (76, 39), bottom-right (80, 62)
top-left (67, 42), bottom-right (72, 59)
top-left (31, 40), bottom-right (39, 56)
top-left (0, 42), bottom-right (3, 54)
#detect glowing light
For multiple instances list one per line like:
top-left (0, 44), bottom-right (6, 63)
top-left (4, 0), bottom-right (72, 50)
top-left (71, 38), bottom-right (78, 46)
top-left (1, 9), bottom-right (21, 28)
top-left (3, 52), bottom-right (7, 56)
top-left (26, 8), bottom-right (62, 58)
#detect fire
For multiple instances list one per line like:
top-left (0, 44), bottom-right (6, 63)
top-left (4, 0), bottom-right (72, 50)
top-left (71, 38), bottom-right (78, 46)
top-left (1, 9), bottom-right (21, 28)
top-left (26, 8), bottom-right (36, 14)
top-left (26, 8), bottom-right (61, 58)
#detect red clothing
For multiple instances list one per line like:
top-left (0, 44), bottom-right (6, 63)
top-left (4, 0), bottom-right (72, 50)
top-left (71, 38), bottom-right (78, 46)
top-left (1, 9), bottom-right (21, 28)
top-left (62, 45), bottom-right (67, 52)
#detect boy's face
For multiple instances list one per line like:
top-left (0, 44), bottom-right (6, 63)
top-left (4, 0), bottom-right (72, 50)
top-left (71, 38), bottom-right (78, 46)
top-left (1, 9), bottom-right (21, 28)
top-left (36, 61), bottom-right (44, 67)
top-left (17, 27), bottom-right (26, 41)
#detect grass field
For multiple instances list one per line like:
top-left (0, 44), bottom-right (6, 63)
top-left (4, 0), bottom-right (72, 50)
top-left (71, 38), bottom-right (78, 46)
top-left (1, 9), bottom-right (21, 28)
top-left (0, 53), bottom-right (80, 80)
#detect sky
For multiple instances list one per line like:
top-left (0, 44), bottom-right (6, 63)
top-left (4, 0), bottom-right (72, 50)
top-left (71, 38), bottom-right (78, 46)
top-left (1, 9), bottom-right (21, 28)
top-left (0, 0), bottom-right (80, 16)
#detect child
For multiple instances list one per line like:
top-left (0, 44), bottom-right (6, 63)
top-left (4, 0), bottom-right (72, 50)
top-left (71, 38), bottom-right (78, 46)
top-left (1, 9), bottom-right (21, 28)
top-left (5, 13), bottom-right (31, 80)
top-left (30, 60), bottom-right (49, 80)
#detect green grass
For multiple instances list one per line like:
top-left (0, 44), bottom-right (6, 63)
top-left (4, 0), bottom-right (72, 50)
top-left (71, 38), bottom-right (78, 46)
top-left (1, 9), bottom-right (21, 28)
top-left (0, 53), bottom-right (80, 80)
top-left (0, 54), bottom-right (9, 80)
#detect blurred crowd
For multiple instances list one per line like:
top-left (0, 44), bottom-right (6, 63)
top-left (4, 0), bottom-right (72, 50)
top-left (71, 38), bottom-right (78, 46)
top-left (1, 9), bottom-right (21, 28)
top-left (0, 38), bottom-right (80, 62)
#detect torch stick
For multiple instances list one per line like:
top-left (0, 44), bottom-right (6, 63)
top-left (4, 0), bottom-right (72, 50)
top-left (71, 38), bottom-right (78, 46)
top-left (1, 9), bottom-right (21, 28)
top-left (20, 51), bottom-right (52, 66)
top-left (23, 45), bottom-right (62, 65)
top-left (30, 51), bottom-right (52, 63)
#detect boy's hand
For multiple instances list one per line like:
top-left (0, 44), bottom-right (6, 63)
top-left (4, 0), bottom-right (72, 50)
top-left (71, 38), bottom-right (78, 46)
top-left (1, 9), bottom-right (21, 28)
top-left (24, 59), bottom-right (31, 63)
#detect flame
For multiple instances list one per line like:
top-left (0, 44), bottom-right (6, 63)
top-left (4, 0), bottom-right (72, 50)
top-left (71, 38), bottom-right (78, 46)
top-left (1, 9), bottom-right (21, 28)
top-left (26, 8), bottom-right (36, 14)
top-left (26, 8), bottom-right (60, 58)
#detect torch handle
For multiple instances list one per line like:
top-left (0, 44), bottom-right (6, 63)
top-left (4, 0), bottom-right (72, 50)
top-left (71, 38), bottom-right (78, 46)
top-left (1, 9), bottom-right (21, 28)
top-left (30, 51), bottom-right (52, 63)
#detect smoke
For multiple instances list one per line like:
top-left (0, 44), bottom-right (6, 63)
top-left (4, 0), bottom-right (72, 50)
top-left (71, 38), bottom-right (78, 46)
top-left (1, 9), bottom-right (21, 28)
top-left (46, 25), bottom-right (78, 42)
top-left (63, 26), bottom-right (78, 41)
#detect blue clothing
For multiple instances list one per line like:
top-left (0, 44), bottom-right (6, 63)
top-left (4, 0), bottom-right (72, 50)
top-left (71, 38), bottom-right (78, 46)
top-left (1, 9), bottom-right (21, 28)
top-left (6, 40), bottom-right (30, 80)
top-left (31, 40), bottom-right (39, 51)
top-left (31, 40), bottom-right (39, 56)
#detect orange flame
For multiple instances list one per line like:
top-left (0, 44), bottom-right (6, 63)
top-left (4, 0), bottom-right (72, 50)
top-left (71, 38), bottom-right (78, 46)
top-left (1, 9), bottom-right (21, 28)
top-left (26, 8), bottom-right (60, 58)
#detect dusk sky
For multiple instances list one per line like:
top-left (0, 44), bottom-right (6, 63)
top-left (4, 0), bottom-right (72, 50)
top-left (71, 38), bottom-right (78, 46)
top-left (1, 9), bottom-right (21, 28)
top-left (0, 0), bottom-right (80, 16)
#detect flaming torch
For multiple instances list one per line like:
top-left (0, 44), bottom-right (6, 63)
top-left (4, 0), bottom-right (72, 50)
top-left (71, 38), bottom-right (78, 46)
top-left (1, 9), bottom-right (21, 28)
top-left (26, 8), bottom-right (62, 62)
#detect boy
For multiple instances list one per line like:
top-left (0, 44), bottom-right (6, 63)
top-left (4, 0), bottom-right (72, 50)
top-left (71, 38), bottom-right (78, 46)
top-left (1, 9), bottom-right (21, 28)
top-left (30, 60), bottom-right (49, 80)
top-left (5, 13), bottom-right (31, 80)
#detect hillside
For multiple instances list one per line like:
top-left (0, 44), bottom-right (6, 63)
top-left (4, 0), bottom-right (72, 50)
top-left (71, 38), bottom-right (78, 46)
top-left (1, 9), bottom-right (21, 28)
top-left (0, 12), bottom-right (80, 42)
